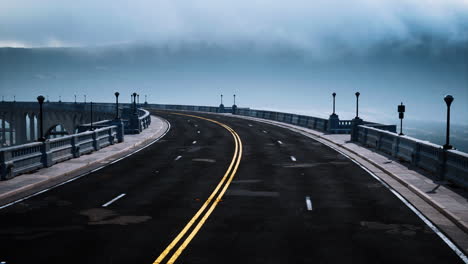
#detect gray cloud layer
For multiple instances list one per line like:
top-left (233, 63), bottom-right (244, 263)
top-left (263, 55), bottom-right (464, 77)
top-left (1, 0), bottom-right (468, 56)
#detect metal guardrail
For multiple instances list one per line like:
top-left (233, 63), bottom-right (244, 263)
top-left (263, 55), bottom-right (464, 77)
top-left (0, 126), bottom-right (118, 180)
top-left (357, 125), bottom-right (468, 188)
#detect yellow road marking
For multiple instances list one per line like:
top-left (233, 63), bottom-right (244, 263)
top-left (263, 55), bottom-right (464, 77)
top-left (153, 112), bottom-right (242, 264)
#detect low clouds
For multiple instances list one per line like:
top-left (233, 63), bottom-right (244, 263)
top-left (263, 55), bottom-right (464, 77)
top-left (1, 0), bottom-right (468, 56)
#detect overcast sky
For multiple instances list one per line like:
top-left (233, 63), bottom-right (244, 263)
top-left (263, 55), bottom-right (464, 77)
top-left (1, 0), bottom-right (467, 129)
top-left (1, 0), bottom-right (468, 55)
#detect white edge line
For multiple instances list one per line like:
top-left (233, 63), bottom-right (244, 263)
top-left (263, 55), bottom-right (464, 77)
top-left (0, 118), bottom-right (171, 210)
top-left (102, 193), bottom-right (126, 207)
top-left (233, 116), bottom-right (468, 263)
top-left (305, 196), bottom-right (313, 211)
top-left (296, 126), bottom-right (468, 263)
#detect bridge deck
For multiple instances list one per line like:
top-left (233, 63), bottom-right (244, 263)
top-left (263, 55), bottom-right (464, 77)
top-left (0, 112), bottom-right (466, 263)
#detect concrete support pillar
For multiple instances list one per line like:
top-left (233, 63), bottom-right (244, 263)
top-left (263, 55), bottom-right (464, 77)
top-left (29, 113), bottom-right (35, 141)
top-left (8, 113), bottom-right (16, 145)
top-left (0, 113), bottom-right (5, 147)
top-left (15, 113), bottom-right (27, 144)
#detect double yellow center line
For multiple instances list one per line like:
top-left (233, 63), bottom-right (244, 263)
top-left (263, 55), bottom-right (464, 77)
top-left (153, 112), bottom-right (243, 264)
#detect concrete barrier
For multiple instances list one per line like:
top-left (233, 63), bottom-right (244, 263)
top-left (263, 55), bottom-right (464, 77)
top-left (356, 125), bottom-right (468, 188)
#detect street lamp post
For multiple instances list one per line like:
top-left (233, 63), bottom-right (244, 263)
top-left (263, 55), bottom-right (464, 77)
top-left (355, 92), bottom-right (360, 118)
top-left (37, 95), bottom-right (45, 141)
top-left (398, 102), bottom-right (405, 136)
top-left (332, 92), bottom-right (336, 115)
top-left (137, 94), bottom-right (140, 106)
top-left (443, 95), bottom-right (454, 150)
top-left (74, 95), bottom-right (77, 104)
top-left (84, 95), bottom-right (86, 103)
top-left (145, 95), bottom-right (147, 104)
top-left (115, 92), bottom-right (120, 119)
top-left (90, 101), bottom-right (94, 131)
top-left (133, 92), bottom-right (137, 113)
top-left (232, 94), bottom-right (238, 115)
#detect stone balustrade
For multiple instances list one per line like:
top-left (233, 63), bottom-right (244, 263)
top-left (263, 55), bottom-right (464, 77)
top-left (0, 125), bottom-right (118, 180)
top-left (356, 125), bottom-right (468, 188)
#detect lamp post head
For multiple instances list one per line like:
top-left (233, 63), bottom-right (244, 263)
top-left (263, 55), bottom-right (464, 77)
top-left (332, 92), bottom-right (336, 97)
top-left (37, 95), bottom-right (45, 104)
top-left (355, 92), bottom-right (360, 98)
top-left (444, 95), bottom-right (454, 107)
top-left (115, 92), bottom-right (120, 98)
top-left (133, 92), bottom-right (137, 97)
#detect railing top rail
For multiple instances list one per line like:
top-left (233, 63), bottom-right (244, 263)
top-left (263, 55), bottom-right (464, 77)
top-left (49, 134), bottom-right (74, 143)
top-left (448, 149), bottom-right (468, 158)
top-left (0, 141), bottom-right (43, 151)
top-left (79, 119), bottom-right (111, 127)
top-left (138, 108), bottom-right (150, 119)
top-left (94, 125), bottom-right (117, 133)
top-left (358, 125), bottom-right (442, 149)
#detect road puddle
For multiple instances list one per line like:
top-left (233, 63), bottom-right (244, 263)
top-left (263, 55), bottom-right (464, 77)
top-left (80, 208), bottom-right (151, 225)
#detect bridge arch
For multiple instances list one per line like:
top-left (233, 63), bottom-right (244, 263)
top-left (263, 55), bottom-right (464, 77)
top-left (0, 117), bottom-right (14, 146)
top-left (45, 124), bottom-right (70, 139)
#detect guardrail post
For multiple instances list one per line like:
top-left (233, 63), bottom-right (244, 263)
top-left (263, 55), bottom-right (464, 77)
top-left (436, 149), bottom-right (448, 182)
top-left (411, 142), bottom-right (421, 166)
top-left (71, 135), bottom-right (80, 158)
top-left (108, 127), bottom-right (115, 145)
top-left (377, 132), bottom-right (383, 150)
top-left (351, 118), bottom-right (364, 141)
top-left (328, 114), bottom-right (339, 134)
top-left (110, 119), bottom-right (124, 142)
top-left (92, 130), bottom-right (100, 151)
top-left (0, 149), bottom-right (14, 180)
top-left (391, 136), bottom-right (399, 157)
top-left (41, 141), bottom-right (53, 167)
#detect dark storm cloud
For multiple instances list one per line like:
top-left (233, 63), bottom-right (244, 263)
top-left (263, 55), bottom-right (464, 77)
top-left (1, 0), bottom-right (468, 56)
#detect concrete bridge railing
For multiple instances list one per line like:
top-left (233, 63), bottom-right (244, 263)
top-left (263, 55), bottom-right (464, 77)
top-left (356, 125), bottom-right (468, 188)
top-left (0, 125), bottom-right (118, 180)
top-left (122, 108), bottom-right (151, 134)
top-left (146, 103), bottom-right (394, 135)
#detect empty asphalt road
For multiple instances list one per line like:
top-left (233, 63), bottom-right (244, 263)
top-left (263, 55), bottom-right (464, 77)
top-left (0, 111), bottom-right (464, 264)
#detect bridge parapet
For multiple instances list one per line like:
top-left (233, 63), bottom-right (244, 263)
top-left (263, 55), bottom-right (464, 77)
top-left (0, 125), bottom-right (117, 180)
top-left (356, 125), bottom-right (468, 188)
top-left (122, 108), bottom-right (151, 134)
